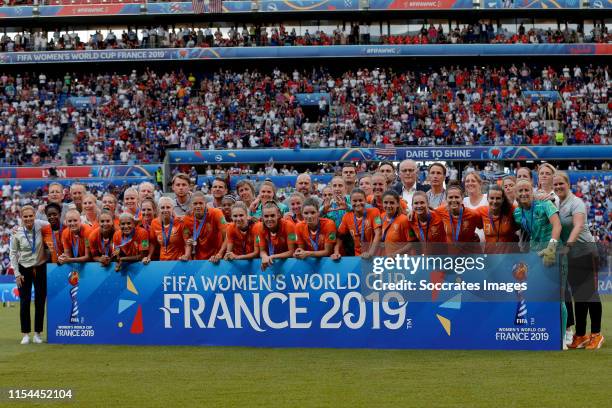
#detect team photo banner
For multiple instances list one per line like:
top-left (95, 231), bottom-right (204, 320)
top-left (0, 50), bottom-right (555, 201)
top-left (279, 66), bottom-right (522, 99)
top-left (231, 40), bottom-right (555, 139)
top-left (47, 254), bottom-right (561, 350)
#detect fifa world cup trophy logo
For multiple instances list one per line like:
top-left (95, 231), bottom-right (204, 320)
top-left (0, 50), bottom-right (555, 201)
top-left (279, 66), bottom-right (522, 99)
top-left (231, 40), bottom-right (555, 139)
top-left (68, 270), bottom-right (80, 324)
top-left (512, 263), bottom-right (528, 326)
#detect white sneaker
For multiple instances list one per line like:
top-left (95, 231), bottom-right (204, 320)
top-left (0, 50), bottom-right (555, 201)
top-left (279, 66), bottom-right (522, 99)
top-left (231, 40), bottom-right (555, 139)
top-left (564, 330), bottom-right (574, 346)
top-left (33, 333), bottom-right (43, 344)
top-left (20, 334), bottom-right (30, 345)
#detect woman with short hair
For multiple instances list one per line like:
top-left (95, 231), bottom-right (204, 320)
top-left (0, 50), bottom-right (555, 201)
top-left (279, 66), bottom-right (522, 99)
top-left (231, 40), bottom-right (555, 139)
top-left (10, 206), bottom-right (48, 344)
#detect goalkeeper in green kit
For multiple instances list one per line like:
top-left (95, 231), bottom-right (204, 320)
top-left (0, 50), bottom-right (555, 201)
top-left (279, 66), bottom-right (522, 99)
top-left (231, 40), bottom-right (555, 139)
top-left (513, 179), bottom-right (565, 347)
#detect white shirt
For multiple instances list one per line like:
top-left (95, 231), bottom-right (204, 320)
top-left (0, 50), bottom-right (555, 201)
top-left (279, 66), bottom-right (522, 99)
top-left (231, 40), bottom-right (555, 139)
top-left (401, 184), bottom-right (417, 211)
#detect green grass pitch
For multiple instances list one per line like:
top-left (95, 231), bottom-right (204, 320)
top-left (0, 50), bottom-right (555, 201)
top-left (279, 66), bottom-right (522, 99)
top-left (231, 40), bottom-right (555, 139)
top-left (0, 298), bottom-right (610, 407)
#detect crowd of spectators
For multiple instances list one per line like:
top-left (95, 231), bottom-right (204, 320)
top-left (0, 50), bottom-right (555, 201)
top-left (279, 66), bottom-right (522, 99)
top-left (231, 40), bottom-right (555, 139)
top-left (0, 63), bottom-right (608, 166)
top-left (0, 23), bottom-right (609, 52)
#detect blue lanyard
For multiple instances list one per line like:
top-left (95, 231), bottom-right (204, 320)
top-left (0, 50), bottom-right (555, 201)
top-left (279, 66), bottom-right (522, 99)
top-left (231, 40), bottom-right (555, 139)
top-left (267, 231), bottom-right (275, 256)
top-left (51, 226), bottom-right (62, 255)
top-left (23, 227), bottom-right (36, 254)
top-left (100, 236), bottom-right (111, 256)
top-left (418, 213), bottom-right (431, 242)
top-left (161, 218), bottom-right (174, 250)
top-left (382, 215), bottom-right (396, 242)
top-left (521, 206), bottom-right (534, 236)
top-left (118, 232), bottom-right (134, 249)
top-left (71, 235), bottom-right (80, 258)
top-left (449, 206), bottom-right (464, 242)
top-left (353, 212), bottom-right (366, 244)
top-left (193, 210), bottom-right (208, 243)
top-left (135, 208), bottom-right (140, 219)
top-left (488, 208), bottom-right (502, 242)
top-left (308, 223), bottom-right (321, 251)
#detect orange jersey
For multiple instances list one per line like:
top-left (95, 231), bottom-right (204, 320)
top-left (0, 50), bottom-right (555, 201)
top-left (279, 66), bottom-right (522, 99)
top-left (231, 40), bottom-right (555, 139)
top-left (113, 227), bottom-right (149, 257)
top-left (408, 211), bottom-right (447, 243)
top-left (150, 218), bottom-right (186, 261)
top-left (436, 206), bottom-right (483, 243)
top-left (338, 208), bottom-right (382, 255)
top-left (380, 213), bottom-right (414, 243)
top-left (86, 227), bottom-right (116, 258)
top-left (41, 224), bottom-right (64, 262)
top-left (367, 195), bottom-right (408, 213)
top-left (182, 208), bottom-right (226, 260)
top-left (61, 225), bottom-right (92, 258)
top-left (296, 218), bottom-right (337, 251)
top-left (474, 206), bottom-right (520, 244)
top-left (255, 219), bottom-right (297, 255)
top-left (226, 222), bottom-right (258, 256)
top-left (81, 214), bottom-right (99, 230)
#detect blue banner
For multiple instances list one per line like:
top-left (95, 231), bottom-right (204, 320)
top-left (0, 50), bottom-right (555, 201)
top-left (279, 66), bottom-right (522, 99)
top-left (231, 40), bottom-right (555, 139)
top-left (66, 96), bottom-right (100, 109)
top-left (168, 146), bottom-right (612, 164)
top-left (589, 0), bottom-right (612, 7)
top-left (47, 255), bottom-right (561, 350)
top-left (0, 44), bottom-right (609, 65)
top-left (295, 93), bottom-right (330, 106)
top-left (522, 91), bottom-right (561, 101)
top-left (483, 0), bottom-right (581, 8)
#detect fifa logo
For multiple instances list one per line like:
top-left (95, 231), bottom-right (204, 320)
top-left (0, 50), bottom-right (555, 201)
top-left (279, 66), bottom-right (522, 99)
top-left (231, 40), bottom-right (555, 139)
top-left (512, 263), bottom-right (528, 325)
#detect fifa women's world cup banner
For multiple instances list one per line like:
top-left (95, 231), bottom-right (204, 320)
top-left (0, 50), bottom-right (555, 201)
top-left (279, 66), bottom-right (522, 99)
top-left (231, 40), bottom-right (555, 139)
top-left (47, 247), bottom-right (562, 350)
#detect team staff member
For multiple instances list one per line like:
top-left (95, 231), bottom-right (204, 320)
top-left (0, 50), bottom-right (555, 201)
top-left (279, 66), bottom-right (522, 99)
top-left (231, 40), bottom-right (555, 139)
top-left (368, 173), bottom-right (407, 214)
top-left (377, 161), bottom-right (397, 185)
top-left (436, 183), bottom-right (483, 244)
top-left (37, 182), bottom-right (69, 222)
top-left (425, 163), bottom-right (447, 209)
top-left (236, 180), bottom-right (257, 215)
top-left (294, 198), bottom-right (337, 259)
top-left (10, 206), bottom-right (48, 344)
top-left (208, 178), bottom-right (229, 209)
top-left (172, 173), bottom-right (193, 217)
top-left (86, 211), bottom-right (117, 267)
top-left (59, 209), bottom-right (92, 264)
top-left (122, 188), bottom-right (140, 218)
top-left (256, 202), bottom-right (297, 270)
top-left (224, 203), bottom-right (259, 260)
top-left (474, 185), bottom-right (519, 252)
top-left (380, 190), bottom-right (414, 256)
top-left (41, 203), bottom-right (64, 263)
top-left (554, 173), bottom-right (604, 350)
top-left (81, 193), bottom-right (99, 228)
top-left (408, 191), bottom-right (448, 244)
top-left (392, 159), bottom-right (429, 211)
top-left (144, 197), bottom-right (189, 263)
top-left (342, 163), bottom-right (358, 195)
top-left (332, 189), bottom-right (382, 259)
top-left (183, 192), bottom-right (226, 262)
top-left (112, 213), bottom-right (149, 271)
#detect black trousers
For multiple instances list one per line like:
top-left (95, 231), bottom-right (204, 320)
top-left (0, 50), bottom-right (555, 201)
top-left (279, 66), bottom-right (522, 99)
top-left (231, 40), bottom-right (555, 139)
top-left (567, 253), bottom-right (602, 336)
top-left (18, 263), bottom-right (47, 334)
